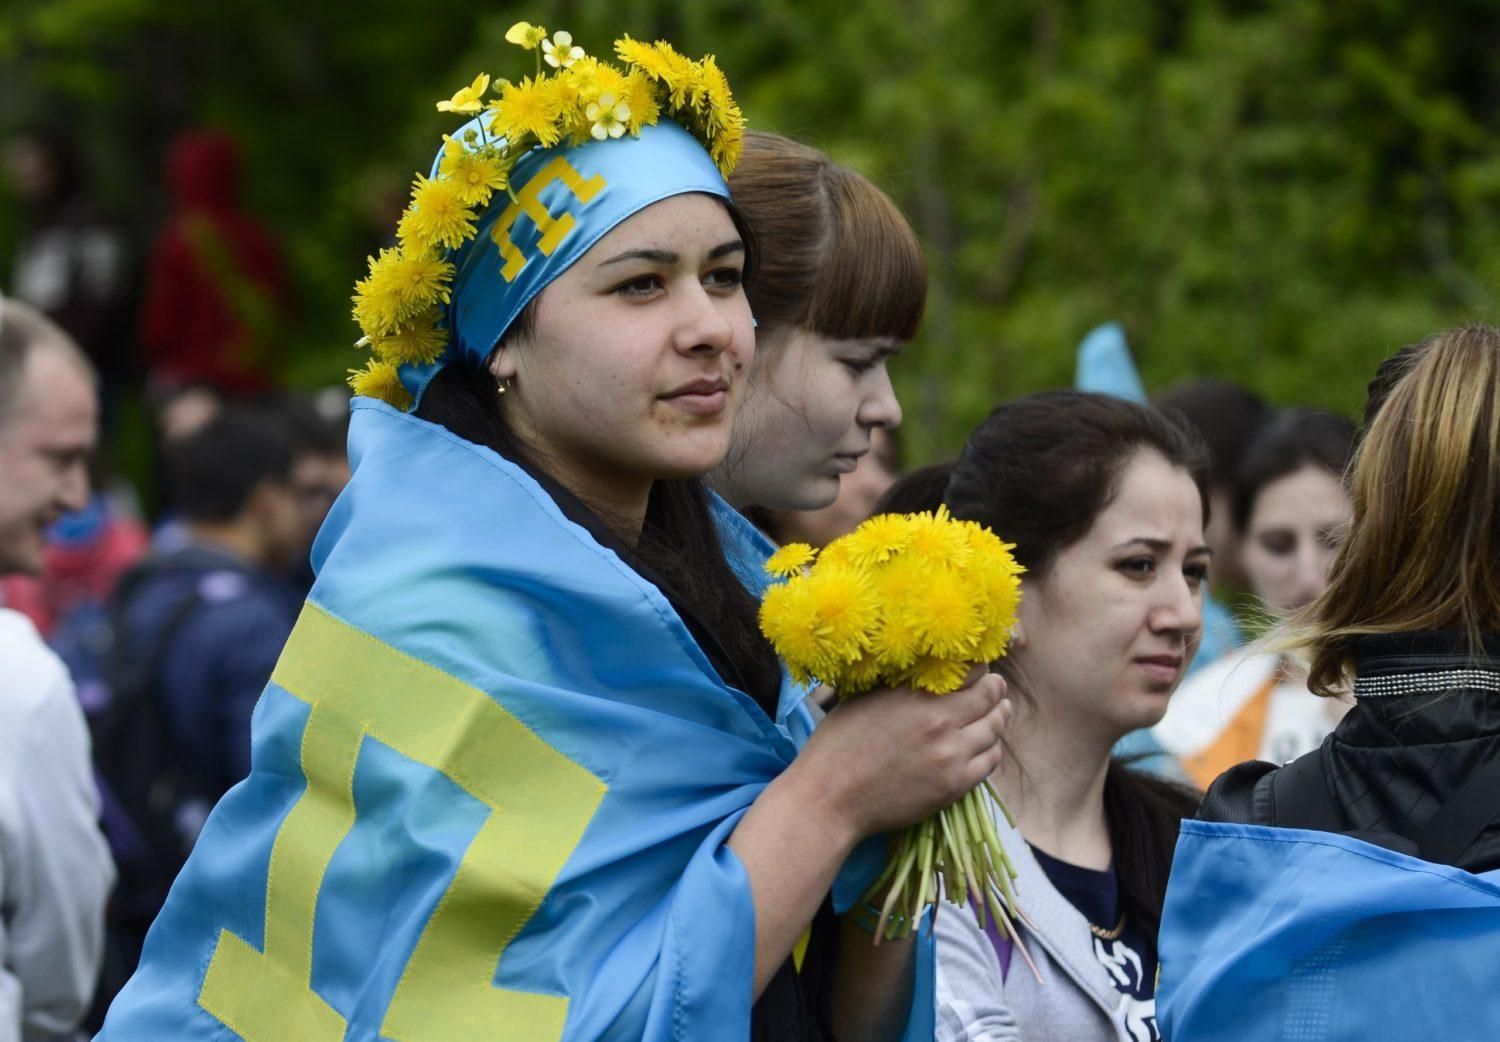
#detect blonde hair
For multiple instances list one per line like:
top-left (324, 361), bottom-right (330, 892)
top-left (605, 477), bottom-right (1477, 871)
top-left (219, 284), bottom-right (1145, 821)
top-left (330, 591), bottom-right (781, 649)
top-left (1293, 324), bottom-right (1500, 695)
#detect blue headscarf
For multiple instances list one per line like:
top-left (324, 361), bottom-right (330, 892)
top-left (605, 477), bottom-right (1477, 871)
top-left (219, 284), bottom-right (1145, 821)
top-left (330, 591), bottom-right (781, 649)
top-left (399, 117), bottom-right (730, 405)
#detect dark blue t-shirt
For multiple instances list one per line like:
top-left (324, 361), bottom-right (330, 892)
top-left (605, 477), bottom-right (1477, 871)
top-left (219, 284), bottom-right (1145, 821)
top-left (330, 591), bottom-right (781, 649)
top-left (1031, 845), bottom-right (1160, 1042)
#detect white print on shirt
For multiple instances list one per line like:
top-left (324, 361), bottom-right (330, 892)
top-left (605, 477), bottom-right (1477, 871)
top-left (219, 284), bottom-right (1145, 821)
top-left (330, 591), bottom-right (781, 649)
top-left (1093, 936), bottom-right (1160, 1042)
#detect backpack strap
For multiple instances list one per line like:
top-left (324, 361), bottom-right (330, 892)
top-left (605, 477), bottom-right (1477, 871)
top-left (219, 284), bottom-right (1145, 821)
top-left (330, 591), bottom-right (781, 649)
top-left (1413, 754), bottom-right (1500, 865)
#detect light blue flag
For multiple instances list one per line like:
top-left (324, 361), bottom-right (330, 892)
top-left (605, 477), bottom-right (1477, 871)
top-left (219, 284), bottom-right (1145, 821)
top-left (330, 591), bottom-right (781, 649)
top-left (98, 399), bottom-right (933, 1041)
top-left (1158, 820), bottom-right (1500, 1041)
top-left (1074, 321), bottom-right (1148, 403)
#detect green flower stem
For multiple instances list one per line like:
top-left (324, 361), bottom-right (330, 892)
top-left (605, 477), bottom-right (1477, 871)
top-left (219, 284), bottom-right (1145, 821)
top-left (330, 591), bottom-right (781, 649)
top-left (875, 837), bottom-right (920, 943)
top-left (862, 784), bottom-right (1029, 948)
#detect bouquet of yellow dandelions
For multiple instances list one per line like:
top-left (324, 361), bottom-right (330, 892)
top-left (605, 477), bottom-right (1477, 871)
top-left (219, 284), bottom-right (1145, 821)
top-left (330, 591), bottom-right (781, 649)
top-left (760, 507), bottom-right (1030, 947)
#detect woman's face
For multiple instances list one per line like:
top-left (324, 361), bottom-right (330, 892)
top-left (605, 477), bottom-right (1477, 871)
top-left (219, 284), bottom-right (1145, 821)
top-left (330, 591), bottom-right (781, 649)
top-left (1240, 464), bottom-right (1350, 617)
top-left (715, 327), bottom-right (903, 511)
top-left (492, 193), bottom-right (754, 515)
top-left (1008, 450), bottom-right (1210, 745)
top-left (770, 427), bottom-right (901, 548)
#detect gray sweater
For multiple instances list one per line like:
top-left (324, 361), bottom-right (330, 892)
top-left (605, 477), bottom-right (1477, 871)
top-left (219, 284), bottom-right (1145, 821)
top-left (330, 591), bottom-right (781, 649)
top-left (935, 802), bottom-right (1153, 1042)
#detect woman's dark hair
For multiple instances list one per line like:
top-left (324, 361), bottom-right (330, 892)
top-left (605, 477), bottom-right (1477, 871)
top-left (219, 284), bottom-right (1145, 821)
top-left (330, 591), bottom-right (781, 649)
top-left (1102, 763), bottom-right (1200, 942)
top-left (946, 390), bottom-right (1210, 575)
top-left (416, 359), bottom-right (783, 713)
top-left (871, 461), bottom-right (953, 517)
top-left (944, 390), bottom-right (1209, 944)
top-left (1231, 409), bottom-right (1356, 532)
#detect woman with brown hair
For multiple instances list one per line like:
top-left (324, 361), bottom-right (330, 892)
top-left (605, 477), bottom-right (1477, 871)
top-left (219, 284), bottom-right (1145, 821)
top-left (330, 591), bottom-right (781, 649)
top-left (711, 131), bottom-right (921, 534)
top-left (1158, 325), bottom-right (1500, 1040)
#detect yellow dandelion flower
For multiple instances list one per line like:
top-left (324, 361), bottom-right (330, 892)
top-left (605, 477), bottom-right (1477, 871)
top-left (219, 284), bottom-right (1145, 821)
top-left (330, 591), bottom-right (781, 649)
top-left (388, 250), bottom-right (453, 307)
top-left (760, 580), bottom-right (832, 681)
top-left (621, 70), bottom-right (661, 133)
top-left (836, 654), bottom-right (886, 698)
top-left (505, 21), bottom-right (547, 50)
top-left (443, 150), bottom-right (508, 207)
top-left (817, 537), bottom-right (854, 569)
top-left (765, 542), bottom-right (816, 578)
top-left (843, 513), bottom-right (917, 566)
top-left (565, 56), bottom-right (627, 105)
top-left (352, 247), bottom-right (450, 338)
top-left (695, 56), bottom-right (734, 132)
top-left (490, 76), bottom-right (565, 147)
top-left (370, 308), bottom-right (447, 366)
top-left (906, 506), bottom-right (974, 568)
top-left (710, 106), bottom-right (745, 176)
top-left (397, 175), bottom-right (477, 252)
top-left (803, 566), bottom-right (881, 665)
top-left (972, 564), bottom-right (1023, 662)
top-left (615, 36), bottom-right (699, 106)
top-left (872, 604), bottom-right (924, 673)
top-left (910, 566), bottom-right (985, 660)
top-left (437, 73), bottom-right (490, 115)
top-left (347, 360), bottom-right (413, 411)
top-left (871, 551), bottom-right (926, 602)
top-left (904, 656), bottom-right (973, 696)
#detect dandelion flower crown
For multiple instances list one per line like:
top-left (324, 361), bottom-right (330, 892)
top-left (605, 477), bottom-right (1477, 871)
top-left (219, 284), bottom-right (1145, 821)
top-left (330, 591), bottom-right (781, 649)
top-left (347, 22), bottom-right (747, 411)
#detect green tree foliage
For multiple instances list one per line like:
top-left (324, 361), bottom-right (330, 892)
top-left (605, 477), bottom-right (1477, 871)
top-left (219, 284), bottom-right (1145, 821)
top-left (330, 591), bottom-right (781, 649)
top-left (6, 0), bottom-right (1500, 457)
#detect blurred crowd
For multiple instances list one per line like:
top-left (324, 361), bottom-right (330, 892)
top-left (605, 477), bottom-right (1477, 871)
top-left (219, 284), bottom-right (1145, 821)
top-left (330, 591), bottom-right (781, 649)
top-left (1, 125), bottom-right (345, 1038)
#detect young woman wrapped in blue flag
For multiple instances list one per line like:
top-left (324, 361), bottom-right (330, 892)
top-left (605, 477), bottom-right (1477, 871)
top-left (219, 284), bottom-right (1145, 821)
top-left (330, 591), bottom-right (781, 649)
top-left (96, 24), bottom-right (1010, 1042)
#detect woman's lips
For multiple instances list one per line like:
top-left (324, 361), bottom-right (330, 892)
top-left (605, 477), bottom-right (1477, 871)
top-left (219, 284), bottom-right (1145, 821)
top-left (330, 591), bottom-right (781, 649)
top-left (1136, 656), bottom-right (1183, 685)
top-left (663, 388), bottom-right (728, 416)
top-left (660, 377), bottom-right (730, 416)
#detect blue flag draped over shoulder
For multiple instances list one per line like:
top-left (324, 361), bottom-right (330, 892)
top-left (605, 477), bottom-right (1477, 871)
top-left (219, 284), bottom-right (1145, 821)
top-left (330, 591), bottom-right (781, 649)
top-left (1157, 820), bottom-right (1500, 1041)
top-left (98, 399), bottom-right (933, 1042)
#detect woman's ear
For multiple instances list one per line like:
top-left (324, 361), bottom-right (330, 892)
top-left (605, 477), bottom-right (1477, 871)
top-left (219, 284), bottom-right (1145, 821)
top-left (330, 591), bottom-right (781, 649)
top-left (1008, 617), bottom-right (1028, 650)
top-left (488, 345), bottom-right (518, 383)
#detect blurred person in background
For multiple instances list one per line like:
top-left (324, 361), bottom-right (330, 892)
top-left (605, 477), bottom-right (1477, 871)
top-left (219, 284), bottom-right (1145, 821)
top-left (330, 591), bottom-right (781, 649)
top-left (5, 128), bottom-right (137, 408)
top-left (94, 406), bottom-right (302, 991)
top-left (936, 392), bottom-right (1208, 1042)
top-left (1154, 380), bottom-right (1271, 595)
top-left (263, 391), bottom-right (350, 590)
top-left (138, 129), bottom-right (291, 397)
top-left (1154, 379), bottom-right (1272, 666)
top-left (1159, 325), bottom-right (1500, 1040)
top-left (0, 298), bottom-right (114, 1042)
top-left (1153, 410), bottom-right (1355, 788)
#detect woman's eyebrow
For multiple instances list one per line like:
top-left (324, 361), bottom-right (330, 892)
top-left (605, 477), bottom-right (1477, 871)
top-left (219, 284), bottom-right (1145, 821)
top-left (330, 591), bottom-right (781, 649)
top-left (1109, 536), bottom-right (1215, 557)
top-left (597, 240), bottom-right (743, 267)
top-left (600, 248), bottom-right (679, 267)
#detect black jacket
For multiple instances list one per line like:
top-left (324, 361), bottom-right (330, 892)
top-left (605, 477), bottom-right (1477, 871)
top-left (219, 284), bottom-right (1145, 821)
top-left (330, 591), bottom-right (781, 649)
top-left (1198, 631), bottom-right (1500, 873)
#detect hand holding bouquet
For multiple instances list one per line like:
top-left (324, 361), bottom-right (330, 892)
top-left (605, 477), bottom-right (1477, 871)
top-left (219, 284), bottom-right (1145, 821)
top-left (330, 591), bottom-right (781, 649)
top-left (760, 507), bottom-right (1029, 946)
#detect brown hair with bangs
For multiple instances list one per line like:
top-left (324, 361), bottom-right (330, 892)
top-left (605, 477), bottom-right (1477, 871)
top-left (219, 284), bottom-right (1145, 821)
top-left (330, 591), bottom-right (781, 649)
top-left (1295, 324), bottom-right (1500, 695)
top-left (728, 131), bottom-right (927, 343)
